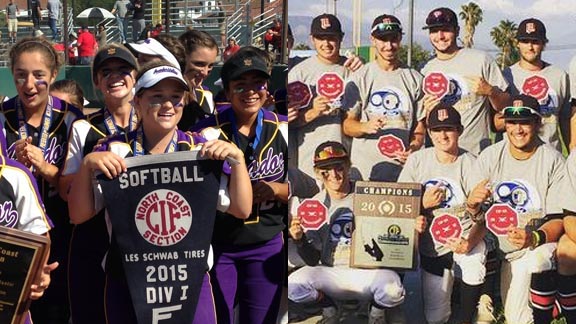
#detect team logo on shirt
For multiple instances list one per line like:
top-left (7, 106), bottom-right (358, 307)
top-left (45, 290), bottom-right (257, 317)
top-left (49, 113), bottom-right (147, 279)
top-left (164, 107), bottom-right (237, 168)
top-left (521, 75), bottom-right (557, 115)
top-left (135, 189), bottom-right (192, 246)
top-left (493, 180), bottom-right (540, 214)
top-left (366, 87), bottom-right (411, 124)
top-left (329, 207), bottom-right (353, 245)
top-left (247, 147), bottom-right (284, 181)
top-left (7, 137), bottom-right (64, 166)
top-left (0, 201), bottom-right (18, 228)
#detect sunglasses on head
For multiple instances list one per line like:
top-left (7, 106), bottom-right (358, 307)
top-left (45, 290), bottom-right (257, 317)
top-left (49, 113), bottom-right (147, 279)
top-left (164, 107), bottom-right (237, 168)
top-left (315, 146), bottom-right (347, 161)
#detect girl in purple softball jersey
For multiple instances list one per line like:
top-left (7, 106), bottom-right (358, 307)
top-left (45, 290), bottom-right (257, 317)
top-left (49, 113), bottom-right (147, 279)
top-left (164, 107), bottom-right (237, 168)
top-left (191, 47), bottom-right (289, 324)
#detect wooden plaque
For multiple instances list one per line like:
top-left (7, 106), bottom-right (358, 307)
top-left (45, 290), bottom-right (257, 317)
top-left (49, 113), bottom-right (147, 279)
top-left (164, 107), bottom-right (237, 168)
top-left (0, 227), bottom-right (49, 324)
top-left (351, 181), bottom-right (421, 270)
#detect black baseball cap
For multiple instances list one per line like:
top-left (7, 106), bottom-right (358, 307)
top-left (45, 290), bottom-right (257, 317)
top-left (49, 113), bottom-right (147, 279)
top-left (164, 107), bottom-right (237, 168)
top-left (92, 45), bottom-right (138, 80)
top-left (423, 7), bottom-right (459, 30)
top-left (221, 50), bottom-right (270, 87)
top-left (310, 14), bottom-right (344, 37)
top-left (427, 105), bottom-right (462, 130)
top-left (371, 14), bottom-right (403, 39)
top-left (503, 94), bottom-right (542, 121)
top-left (516, 18), bottom-right (547, 42)
top-left (314, 141), bottom-right (349, 168)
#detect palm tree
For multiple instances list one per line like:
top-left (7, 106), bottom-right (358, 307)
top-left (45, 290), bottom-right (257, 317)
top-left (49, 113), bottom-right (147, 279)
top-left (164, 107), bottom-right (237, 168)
top-left (491, 20), bottom-right (518, 69)
top-left (459, 2), bottom-right (483, 48)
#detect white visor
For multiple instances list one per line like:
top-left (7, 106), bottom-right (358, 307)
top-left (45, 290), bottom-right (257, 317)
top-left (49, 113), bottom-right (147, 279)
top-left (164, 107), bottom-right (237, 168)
top-left (135, 66), bottom-right (190, 94)
top-left (128, 38), bottom-right (180, 70)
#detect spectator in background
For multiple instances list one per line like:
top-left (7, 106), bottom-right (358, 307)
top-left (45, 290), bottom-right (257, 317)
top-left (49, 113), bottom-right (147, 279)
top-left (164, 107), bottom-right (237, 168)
top-left (97, 24), bottom-right (107, 49)
top-left (130, 0), bottom-right (146, 42)
top-left (138, 22), bottom-right (152, 41)
top-left (111, 0), bottom-right (130, 43)
top-left (47, 0), bottom-right (61, 41)
top-left (6, 0), bottom-right (18, 44)
top-left (150, 23), bottom-right (163, 38)
top-left (30, 0), bottom-right (41, 30)
top-left (222, 37), bottom-right (240, 61)
top-left (68, 32), bottom-right (78, 64)
top-left (75, 25), bottom-right (97, 65)
top-left (264, 19), bottom-right (282, 58)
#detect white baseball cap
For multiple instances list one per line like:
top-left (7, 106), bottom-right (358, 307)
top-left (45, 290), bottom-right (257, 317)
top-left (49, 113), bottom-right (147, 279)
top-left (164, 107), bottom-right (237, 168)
top-left (127, 38), bottom-right (180, 71)
top-left (135, 65), bottom-right (190, 94)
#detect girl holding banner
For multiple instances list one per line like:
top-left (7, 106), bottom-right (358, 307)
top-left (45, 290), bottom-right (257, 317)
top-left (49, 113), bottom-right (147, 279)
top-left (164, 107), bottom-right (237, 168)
top-left (61, 44), bottom-right (139, 324)
top-left (191, 47), bottom-right (289, 324)
top-left (0, 37), bottom-right (84, 322)
top-left (68, 60), bottom-right (252, 323)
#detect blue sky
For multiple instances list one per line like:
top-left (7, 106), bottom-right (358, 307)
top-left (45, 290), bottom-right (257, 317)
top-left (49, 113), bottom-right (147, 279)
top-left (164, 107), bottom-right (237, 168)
top-left (289, 0), bottom-right (576, 69)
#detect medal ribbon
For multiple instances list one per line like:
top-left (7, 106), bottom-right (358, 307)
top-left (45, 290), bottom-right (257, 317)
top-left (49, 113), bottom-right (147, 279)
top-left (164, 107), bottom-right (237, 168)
top-left (104, 107), bottom-right (137, 135)
top-left (133, 126), bottom-right (178, 156)
top-left (17, 95), bottom-right (53, 156)
top-left (229, 109), bottom-right (263, 160)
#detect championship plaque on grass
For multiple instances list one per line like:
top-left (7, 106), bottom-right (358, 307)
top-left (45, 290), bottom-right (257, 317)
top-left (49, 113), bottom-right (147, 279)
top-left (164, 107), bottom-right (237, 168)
top-left (351, 181), bottom-right (421, 270)
top-left (0, 227), bottom-right (49, 324)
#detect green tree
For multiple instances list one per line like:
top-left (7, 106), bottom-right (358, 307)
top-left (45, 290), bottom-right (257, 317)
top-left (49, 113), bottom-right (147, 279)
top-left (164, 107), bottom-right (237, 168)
top-left (490, 19), bottom-right (518, 69)
top-left (459, 2), bottom-right (483, 48)
top-left (398, 43), bottom-right (432, 70)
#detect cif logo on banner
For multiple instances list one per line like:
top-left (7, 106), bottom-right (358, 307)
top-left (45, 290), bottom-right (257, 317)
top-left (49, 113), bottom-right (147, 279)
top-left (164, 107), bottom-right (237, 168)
top-left (424, 178), bottom-right (459, 208)
top-left (366, 87), bottom-right (404, 118)
top-left (494, 180), bottom-right (539, 213)
top-left (135, 189), bottom-right (193, 246)
top-left (329, 207), bottom-right (353, 244)
top-left (521, 75), bottom-right (557, 116)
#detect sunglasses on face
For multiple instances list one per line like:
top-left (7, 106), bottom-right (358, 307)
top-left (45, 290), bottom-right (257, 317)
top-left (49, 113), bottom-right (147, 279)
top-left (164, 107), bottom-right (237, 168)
top-left (371, 22), bottom-right (401, 33)
top-left (231, 82), bottom-right (268, 94)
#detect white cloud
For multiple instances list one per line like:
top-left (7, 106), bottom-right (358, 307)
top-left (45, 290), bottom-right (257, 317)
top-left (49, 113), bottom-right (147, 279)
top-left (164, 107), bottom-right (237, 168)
top-left (473, 0), bottom-right (515, 12)
top-left (529, 0), bottom-right (576, 17)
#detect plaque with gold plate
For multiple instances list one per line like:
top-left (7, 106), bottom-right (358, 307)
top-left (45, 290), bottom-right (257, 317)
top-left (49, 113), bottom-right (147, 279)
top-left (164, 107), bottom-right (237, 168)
top-left (0, 227), bottom-right (49, 324)
top-left (350, 181), bottom-right (421, 269)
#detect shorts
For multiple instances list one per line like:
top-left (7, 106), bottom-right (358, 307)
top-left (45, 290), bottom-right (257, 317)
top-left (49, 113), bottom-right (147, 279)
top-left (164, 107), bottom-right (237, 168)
top-left (8, 19), bottom-right (17, 32)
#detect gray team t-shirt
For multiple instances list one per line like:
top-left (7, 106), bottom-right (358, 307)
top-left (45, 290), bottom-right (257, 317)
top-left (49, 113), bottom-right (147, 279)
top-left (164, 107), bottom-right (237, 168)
top-left (398, 147), bottom-right (476, 257)
top-left (303, 189), bottom-right (354, 267)
top-left (341, 61), bottom-right (424, 181)
top-left (503, 62), bottom-right (570, 151)
top-left (288, 55), bottom-right (352, 181)
top-left (421, 48), bottom-right (509, 155)
top-left (470, 140), bottom-right (565, 258)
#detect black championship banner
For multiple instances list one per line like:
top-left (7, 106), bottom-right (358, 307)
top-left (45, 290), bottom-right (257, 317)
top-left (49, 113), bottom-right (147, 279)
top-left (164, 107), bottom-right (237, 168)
top-left (98, 151), bottom-right (221, 323)
top-left (0, 227), bottom-right (49, 324)
top-left (351, 181), bottom-right (421, 270)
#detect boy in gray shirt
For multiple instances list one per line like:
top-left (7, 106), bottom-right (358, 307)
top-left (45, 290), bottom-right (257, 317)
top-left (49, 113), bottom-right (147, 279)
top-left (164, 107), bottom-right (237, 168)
top-left (501, 18), bottom-right (572, 152)
top-left (468, 94), bottom-right (566, 324)
top-left (6, 0), bottom-right (18, 44)
top-left (420, 7), bottom-right (510, 155)
top-left (342, 14), bottom-right (425, 182)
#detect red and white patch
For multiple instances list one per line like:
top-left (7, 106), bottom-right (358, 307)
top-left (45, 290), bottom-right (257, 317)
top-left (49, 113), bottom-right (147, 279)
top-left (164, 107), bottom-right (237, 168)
top-left (429, 214), bottom-right (462, 245)
top-left (424, 72), bottom-right (450, 98)
top-left (522, 75), bottom-right (549, 102)
top-left (297, 199), bottom-right (328, 231)
top-left (287, 81), bottom-right (312, 109)
top-left (317, 72), bottom-right (344, 101)
top-left (486, 203), bottom-right (518, 236)
top-left (135, 189), bottom-right (193, 246)
top-left (377, 134), bottom-right (405, 158)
